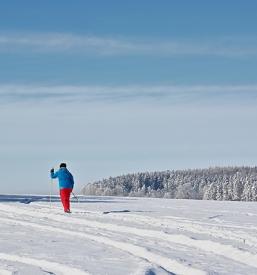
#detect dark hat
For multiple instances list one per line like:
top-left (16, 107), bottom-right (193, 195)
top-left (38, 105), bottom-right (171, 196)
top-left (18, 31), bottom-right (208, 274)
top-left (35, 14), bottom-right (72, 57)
top-left (60, 163), bottom-right (67, 168)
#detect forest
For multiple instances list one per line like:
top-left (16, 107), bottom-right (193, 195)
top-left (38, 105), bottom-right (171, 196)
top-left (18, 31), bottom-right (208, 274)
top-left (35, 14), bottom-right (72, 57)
top-left (82, 167), bottom-right (257, 201)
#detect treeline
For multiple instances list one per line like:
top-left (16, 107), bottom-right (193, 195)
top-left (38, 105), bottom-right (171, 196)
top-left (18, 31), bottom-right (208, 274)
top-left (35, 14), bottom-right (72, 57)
top-left (81, 167), bottom-right (257, 201)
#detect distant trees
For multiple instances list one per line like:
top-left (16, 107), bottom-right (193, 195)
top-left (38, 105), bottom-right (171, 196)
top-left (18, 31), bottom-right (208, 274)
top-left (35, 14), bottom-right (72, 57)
top-left (81, 166), bottom-right (257, 201)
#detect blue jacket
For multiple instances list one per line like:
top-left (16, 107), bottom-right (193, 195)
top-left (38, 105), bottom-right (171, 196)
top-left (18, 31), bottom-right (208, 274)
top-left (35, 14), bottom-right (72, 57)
top-left (51, 167), bottom-right (74, 189)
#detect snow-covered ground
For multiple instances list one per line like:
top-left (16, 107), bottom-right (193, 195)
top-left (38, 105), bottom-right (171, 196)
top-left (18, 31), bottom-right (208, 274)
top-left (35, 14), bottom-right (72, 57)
top-left (0, 195), bottom-right (257, 275)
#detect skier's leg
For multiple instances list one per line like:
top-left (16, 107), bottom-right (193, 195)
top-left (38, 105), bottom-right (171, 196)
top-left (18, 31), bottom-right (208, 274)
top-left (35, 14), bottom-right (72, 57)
top-left (62, 188), bottom-right (71, 212)
top-left (60, 189), bottom-right (66, 211)
top-left (66, 188), bottom-right (72, 212)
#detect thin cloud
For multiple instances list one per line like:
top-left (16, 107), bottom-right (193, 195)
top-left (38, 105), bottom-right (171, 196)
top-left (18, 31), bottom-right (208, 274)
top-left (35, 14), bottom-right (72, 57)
top-left (1, 84), bottom-right (257, 105)
top-left (0, 32), bottom-right (257, 57)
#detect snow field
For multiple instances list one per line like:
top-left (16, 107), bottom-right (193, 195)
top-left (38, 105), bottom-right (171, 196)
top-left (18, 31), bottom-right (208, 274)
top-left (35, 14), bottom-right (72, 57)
top-left (1, 196), bottom-right (257, 274)
top-left (0, 268), bottom-right (12, 275)
top-left (0, 216), bottom-right (204, 275)
top-left (0, 253), bottom-right (89, 275)
top-left (2, 203), bottom-right (257, 269)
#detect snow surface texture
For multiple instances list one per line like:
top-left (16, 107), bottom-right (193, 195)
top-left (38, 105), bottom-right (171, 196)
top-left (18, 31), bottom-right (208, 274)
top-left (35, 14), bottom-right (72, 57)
top-left (0, 196), bottom-right (257, 274)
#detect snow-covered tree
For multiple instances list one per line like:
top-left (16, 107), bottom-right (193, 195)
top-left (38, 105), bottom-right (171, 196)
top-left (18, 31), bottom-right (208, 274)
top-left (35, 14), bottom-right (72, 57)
top-left (82, 166), bottom-right (257, 201)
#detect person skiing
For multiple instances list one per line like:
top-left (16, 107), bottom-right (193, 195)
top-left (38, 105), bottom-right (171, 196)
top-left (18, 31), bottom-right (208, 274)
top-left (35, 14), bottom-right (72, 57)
top-left (50, 163), bottom-right (74, 213)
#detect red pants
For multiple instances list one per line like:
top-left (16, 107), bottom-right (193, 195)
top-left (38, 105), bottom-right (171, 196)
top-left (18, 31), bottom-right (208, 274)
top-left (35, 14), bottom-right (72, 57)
top-left (60, 188), bottom-right (72, 211)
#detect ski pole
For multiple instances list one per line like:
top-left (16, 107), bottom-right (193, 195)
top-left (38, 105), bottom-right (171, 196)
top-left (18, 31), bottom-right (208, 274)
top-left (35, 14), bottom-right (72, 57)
top-left (72, 192), bottom-right (79, 203)
top-left (50, 178), bottom-right (53, 208)
top-left (50, 166), bottom-right (56, 208)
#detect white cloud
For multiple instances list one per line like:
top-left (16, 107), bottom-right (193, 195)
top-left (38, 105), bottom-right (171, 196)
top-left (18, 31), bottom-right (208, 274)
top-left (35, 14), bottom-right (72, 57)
top-left (0, 32), bottom-right (257, 57)
top-left (1, 84), bottom-right (257, 105)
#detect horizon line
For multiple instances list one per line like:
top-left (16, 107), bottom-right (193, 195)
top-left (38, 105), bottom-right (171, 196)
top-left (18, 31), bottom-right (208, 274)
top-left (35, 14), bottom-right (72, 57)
top-left (1, 83), bottom-right (257, 105)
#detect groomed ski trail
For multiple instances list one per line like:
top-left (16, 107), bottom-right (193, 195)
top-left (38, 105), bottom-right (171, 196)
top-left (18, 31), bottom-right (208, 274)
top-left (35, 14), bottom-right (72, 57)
top-left (0, 268), bottom-right (12, 275)
top-left (32, 203), bottom-right (257, 249)
top-left (1, 203), bottom-right (257, 271)
top-left (0, 253), bottom-right (89, 275)
top-left (97, 212), bottom-right (257, 248)
top-left (0, 216), bottom-right (205, 275)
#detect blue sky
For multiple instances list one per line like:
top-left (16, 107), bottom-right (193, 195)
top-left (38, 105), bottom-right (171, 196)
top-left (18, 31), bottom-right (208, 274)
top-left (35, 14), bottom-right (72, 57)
top-left (0, 1), bottom-right (257, 193)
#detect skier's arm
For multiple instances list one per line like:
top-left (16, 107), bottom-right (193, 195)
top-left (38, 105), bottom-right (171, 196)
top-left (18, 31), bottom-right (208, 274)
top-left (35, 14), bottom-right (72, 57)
top-left (50, 169), bottom-right (58, 179)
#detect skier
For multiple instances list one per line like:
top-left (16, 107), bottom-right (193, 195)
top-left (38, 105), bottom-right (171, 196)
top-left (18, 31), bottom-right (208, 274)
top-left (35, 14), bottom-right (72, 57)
top-left (50, 163), bottom-right (74, 213)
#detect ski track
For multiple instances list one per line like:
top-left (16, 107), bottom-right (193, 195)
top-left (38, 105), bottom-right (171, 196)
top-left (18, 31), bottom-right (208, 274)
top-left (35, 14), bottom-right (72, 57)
top-left (55, 205), bottom-right (257, 249)
top-left (0, 216), bottom-right (204, 275)
top-left (33, 202), bottom-right (257, 249)
top-left (0, 253), bottom-right (89, 275)
top-left (1, 203), bottom-right (257, 272)
top-left (0, 268), bottom-right (12, 275)
top-left (98, 212), bottom-right (257, 248)
top-left (100, 212), bottom-right (257, 248)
